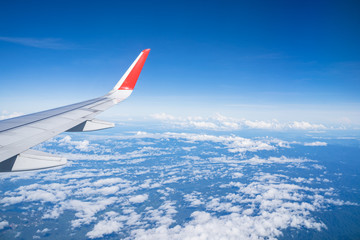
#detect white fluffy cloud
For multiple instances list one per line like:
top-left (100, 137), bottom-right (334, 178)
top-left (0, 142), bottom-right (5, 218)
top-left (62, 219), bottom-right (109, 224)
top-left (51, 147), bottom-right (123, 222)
top-left (0, 110), bottom-right (23, 120)
top-left (242, 156), bottom-right (313, 165)
top-left (184, 192), bottom-right (204, 207)
top-left (129, 194), bottom-right (149, 203)
top-left (150, 113), bottom-right (176, 121)
top-left (86, 213), bottom-right (123, 239)
top-left (133, 209), bottom-right (323, 240)
top-left (123, 132), bottom-right (286, 154)
top-left (304, 141), bottom-right (328, 146)
top-left (131, 171), bottom-right (344, 240)
top-left (150, 113), bottom-right (327, 131)
top-left (0, 220), bottom-right (9, 230)
top-left (1, 184), bottom-right (69, 206)
top-left (58, 135), bottom-right (93, 151)
top-left (289, 121), bottom-right (326, 130)
top-left (0, 130), bottom-right (354, 239)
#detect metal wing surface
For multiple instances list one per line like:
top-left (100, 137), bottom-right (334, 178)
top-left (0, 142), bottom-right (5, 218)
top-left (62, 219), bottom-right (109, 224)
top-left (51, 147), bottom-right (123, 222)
top-left (0, 49), bottom-right (150, 172)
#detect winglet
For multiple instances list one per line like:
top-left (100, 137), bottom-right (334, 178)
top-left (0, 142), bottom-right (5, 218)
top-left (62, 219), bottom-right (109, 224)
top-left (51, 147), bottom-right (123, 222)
top-left (113, 49), bottom-right (151, 91)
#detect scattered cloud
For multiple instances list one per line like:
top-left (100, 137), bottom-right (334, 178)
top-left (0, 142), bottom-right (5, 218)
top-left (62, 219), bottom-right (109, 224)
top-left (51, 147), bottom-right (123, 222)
top-left (0, 110), bottom-right (23, 120)
top-left (184, 192), bottom-right (204, 207)
top-left (36, 228), bottom-right (50, 234)
top-left (289, 121), bottom-right (326, 130)
top-left (58, 135), bottom-right (93, 151)
top-left (131, 170), bottom-right (353, 240)
top-left (150, 113), bottom-right (327, 131)
top-left (304, 141), bottom-right (328, 146)
top-left (40, 132), bottom-right (291, 161)
top-left (0, 220), bottom-right (9, 230)
top-left (121, 131), bottom-right (288, 154)
top-left (129, 194), bottom-right (149, 203)
top-left (150, 113), bottom-right (176, 121)
top-left (210, 155), bottom-right (313, 167)
top-left (0, 130), bottom-right (355, 239)
top-left (86, 212), bottom-right (123, 239)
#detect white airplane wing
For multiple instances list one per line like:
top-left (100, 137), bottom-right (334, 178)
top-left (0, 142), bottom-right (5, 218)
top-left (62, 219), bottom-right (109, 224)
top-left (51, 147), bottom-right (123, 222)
top-left (0, 49), bottom-right (150, 172)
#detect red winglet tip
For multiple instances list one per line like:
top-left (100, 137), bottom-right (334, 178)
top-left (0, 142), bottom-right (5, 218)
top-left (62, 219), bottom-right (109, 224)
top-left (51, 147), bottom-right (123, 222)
top-left (118, 49), bottom-right (150, 90)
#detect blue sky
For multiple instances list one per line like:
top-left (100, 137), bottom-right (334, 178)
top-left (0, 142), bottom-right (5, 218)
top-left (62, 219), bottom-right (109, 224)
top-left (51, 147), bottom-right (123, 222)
top-left (0, 0), bottom-right (359, 126)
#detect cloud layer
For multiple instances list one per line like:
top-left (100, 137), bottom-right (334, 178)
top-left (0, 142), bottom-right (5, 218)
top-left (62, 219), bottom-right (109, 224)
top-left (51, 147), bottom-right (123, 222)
top-left (0, 130), bottom-right (356, 239)
top-left (150, 113), bottom-right (327, 131)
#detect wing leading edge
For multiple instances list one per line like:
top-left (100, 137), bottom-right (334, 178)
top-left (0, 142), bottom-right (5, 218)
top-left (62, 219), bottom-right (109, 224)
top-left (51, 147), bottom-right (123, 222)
top-left (0, 49), bottom-right (150, 172)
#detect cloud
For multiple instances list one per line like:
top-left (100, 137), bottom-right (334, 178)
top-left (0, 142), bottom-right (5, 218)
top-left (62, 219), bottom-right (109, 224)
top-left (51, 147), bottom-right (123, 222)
top-left (312, 164), bottom-right (326, 170)
top-left (142, 200), bottom-right (177, 227)
top-left (304, 141), bottom-right (328, 146)
top-left (44, 135), bottom-right (168, 161)
top-left (0, 37), bottom-right (73, 49)
top-left (0, 220), bottom-right (9, 230)
top-left (184, 192), bottom-right (204, 207)
top-left (182, 146), bottom-right (196, 151)
top-left (42, 132), bottom-right (288, 161)
top-left (241, 156), bottom-right (312, 165)
top-left (1, 184), bottom-right (68, 206)
top-left (289, 121), bottom-right (326, 130)
top-left (57, 197), bottom-right (118, 228)
top-left (150, 132), bottom-right (280, 153)
top-left (232, 172), bottom-right (244, 178)
top-left (92, 178), bottom-right (125, 187)
top-left (129, 194), bottom-right (149, 203)
top-left (132, 209), bottom-right (324, 240)
top-left (0, 110), bottom-right (23, 120)
top-left (150, 113), bottom-right (176, 121)
top-left (206, 197), bottom-right (241, 213)
top-left (36, 228), bottom-right (50, 234)
top-left (86, 213), bottom-right (123, 239)
top-left (209, 155), bottom-right (314, 167)
top-left (132, 171), bottom-right (349, 240)
top-left (58, 135), bottom-right (93, 152)
top-left (139, 179), bottom-right (161, 189)
top-left (0, 130), bottom-right (355, 239)
top-left (76, 186), bottom-right (120, 196)
top-left (149, 113), bottom-right (327, 131)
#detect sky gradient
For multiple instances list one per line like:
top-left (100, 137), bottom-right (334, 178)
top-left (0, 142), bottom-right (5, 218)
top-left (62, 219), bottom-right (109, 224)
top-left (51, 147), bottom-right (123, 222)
top-left (0, 0), bottom-right (359, 126)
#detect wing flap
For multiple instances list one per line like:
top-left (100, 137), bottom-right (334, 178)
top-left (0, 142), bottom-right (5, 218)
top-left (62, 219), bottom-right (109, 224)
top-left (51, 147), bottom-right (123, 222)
top-left (67, 119), bottom-right (115, 132)
top-left (9, 149), bottom-right (66, 172)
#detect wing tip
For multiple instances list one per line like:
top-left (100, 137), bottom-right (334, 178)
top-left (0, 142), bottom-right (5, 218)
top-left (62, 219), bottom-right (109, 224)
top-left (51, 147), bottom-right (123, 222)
top-left (118, 49), bottom-right (150, 91)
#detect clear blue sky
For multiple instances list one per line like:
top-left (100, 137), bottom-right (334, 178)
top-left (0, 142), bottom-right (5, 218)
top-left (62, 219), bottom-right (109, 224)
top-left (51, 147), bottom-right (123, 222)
top-left (0, 0), bottom-right (359, 125)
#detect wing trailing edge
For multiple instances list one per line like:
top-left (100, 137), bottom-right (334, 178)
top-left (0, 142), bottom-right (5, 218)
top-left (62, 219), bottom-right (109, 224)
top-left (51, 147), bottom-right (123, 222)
top-left (66, 119), bottom-right (115, 132)
top-left (0, 149), bottom-right (66, 172)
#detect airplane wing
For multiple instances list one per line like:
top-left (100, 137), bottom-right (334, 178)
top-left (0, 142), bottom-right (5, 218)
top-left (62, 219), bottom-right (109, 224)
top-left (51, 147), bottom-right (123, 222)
top-left (0, 49), bottom-right (150, 172)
